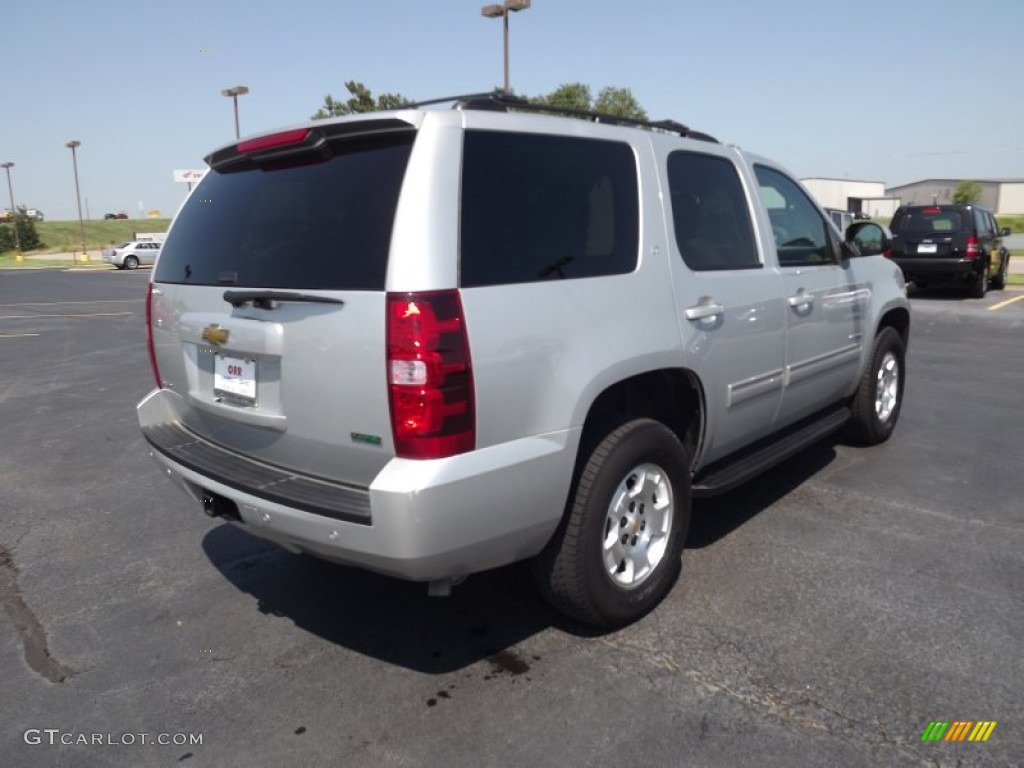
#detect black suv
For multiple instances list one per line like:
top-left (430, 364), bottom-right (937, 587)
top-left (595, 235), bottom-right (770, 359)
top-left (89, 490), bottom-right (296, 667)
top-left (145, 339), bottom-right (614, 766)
top-left (888, 204), bottom-right (1011, 297)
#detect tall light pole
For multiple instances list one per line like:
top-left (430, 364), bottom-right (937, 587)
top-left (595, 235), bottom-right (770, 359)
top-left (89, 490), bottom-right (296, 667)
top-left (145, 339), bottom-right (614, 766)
top-left (481, 0), bottom-right (531, 93)
top-left (66, 140), bottom-right (87, 264)
top-left (221, 85), bottom-right (250, 139)
top-left (1, 162), bottom-right (21, 259)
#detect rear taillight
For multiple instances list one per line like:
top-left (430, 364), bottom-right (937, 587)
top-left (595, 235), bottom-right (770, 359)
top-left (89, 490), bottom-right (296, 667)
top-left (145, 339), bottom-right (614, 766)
top-left (965, 235), bottom-right (979, 259)
top-left (146, 282), bottom-right (162, 389)
top-left (387, 291), bottom-right (474, 459)
top-left (883, 248), bottom-right (892, 258)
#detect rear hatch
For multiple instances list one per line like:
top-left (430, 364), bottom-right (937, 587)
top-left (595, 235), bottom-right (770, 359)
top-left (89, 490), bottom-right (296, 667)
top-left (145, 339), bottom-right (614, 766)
top-left (890, 207), bottom-right (967, 258)
top-left (149, 118), bottom-right (417, 487)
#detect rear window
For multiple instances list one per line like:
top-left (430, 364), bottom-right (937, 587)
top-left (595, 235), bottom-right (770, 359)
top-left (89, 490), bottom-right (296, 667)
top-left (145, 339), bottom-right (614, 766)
top-left (154, 134), bottom-right (414, 289)
top-left (460, 131), bottom-right (639, 286)
top-left (891, 208), bottom-right (965, 235)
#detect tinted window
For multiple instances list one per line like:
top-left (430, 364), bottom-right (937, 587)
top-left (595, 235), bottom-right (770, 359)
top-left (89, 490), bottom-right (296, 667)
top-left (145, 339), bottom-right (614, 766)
top-left (754, 166), bottom-right (833, 267)
top-left (668, 152), bottom-right (759, 271)
top-left (890, 208), bottom-right (965, 234)
top-left (975, 209), bottom-right (994, 237)
top-left (154, 134), bottom-right (414, 289)
top-left (460, 131), bottom-right (639, 286)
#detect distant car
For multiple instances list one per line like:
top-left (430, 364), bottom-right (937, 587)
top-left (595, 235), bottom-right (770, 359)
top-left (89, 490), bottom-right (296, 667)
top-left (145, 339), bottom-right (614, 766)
top-left (102, 242), bottom-right (132, 261)
top-left (888, 204), bottom-right (1011, 297)
top-left (104, 213), bottom-right (117, 220)
top-left (116, 212), bottom-right (129, 219)
top-left (102, 240), bottom-right (161, 269)
top-left (2, 208), bottom-right (43, 221)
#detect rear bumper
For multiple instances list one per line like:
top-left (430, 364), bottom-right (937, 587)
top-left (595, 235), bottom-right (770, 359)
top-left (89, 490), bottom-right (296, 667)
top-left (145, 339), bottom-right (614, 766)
top-left (890, 257), bottom-right (981, 279)
top-left (137, 388), bottom-right (576, 582)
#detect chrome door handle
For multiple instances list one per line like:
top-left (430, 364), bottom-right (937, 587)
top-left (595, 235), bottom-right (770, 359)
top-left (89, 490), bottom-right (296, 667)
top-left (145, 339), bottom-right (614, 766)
top-left (684, 302), bottom-right (725, 321)
top-left (787, 293), bottom-right (814, 308)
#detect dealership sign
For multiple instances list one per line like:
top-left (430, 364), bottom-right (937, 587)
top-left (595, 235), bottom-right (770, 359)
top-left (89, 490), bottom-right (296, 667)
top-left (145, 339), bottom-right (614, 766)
top-left (173, 169), bottom-right (208, 183)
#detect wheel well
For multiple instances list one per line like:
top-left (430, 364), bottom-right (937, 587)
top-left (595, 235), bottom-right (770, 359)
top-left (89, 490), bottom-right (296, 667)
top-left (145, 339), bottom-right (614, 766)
top-left (878, 307), bottom-right (910, 346)
top-left (579, 370), bottom-right (702, 470)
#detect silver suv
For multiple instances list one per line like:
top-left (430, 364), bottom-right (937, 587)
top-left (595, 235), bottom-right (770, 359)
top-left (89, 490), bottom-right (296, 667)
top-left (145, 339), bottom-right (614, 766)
top-left (138, 93), bottom-right (910, 628)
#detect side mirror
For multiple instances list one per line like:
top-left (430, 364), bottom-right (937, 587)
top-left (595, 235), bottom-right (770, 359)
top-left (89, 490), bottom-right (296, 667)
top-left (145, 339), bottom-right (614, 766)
top-left (999, 227), bottom-right (1011, 237)
top-left (844, 221), bottom-right (890, 258)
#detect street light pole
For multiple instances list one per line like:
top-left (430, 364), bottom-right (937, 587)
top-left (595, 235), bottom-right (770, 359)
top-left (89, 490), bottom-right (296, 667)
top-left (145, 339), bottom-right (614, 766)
top-left (221, 85), bottom-right (250, 139)
top-left (66, 140), bottom-right (87, 264)
top-left (481, 1), bottom-right (531, 93)
top-left (1, 162), bottom-right (21, 258)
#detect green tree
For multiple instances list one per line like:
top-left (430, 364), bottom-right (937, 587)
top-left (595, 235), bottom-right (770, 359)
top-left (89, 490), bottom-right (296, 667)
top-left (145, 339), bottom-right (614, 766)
top-left (533, 83), bottom-right (647, 120)
top-left (0, 224), bottom-right (14, 254)
top-left (536, 83), bottom-right (592, 112)
top-left (14, 211), bottom-right (43, 250)
top-left (312, 81), bottom-right (412, 120)
top-left (594, 86), bottom-right (648, 120)
top-left (952, 180), bottom-right (983, 205)
top-left (0, 211), bottom-right (43, 252)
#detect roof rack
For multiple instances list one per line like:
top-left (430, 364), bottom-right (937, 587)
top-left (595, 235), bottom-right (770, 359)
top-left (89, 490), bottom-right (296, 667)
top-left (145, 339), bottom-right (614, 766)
top-left (400, 91), bottom-right (718, 143)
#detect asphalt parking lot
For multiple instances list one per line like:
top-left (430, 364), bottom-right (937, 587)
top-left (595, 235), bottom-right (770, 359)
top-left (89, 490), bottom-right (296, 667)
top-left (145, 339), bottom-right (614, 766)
top-left (1, 268), bottom-right (1021, 767)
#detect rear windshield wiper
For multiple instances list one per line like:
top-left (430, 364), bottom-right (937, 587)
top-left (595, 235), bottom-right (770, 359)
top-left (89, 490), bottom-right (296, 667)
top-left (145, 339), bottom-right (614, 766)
top-left (223, 290), bottom-right (346, 309)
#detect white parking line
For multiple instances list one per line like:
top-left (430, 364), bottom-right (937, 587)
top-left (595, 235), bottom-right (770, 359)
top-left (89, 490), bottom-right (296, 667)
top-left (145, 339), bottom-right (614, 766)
top-left (0, 333), bottom-right (40, 338)
top-left (0, 312), bottom-right (133, 320)
top-left (0, 299), bottom-right (142, 307)
top-left (988, 294), bottom-right (1024, 311)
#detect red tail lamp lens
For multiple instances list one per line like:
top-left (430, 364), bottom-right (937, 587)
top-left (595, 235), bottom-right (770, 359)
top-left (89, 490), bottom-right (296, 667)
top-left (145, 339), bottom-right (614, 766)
top-left (386, 291), bottom-right (475, 459)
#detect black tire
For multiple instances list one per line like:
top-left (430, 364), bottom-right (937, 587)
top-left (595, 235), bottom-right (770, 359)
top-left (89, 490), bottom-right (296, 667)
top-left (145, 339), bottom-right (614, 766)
top-left (968, 263), bottom-right (988, 299)
top-left (532, 418), bottom-right (691, 628)
top-left (846, 327), bottom-right (905, 445)
top-left (123, 255), bottom-right (139, 270)
top-left (990, 255), bottom-right (1007, 291)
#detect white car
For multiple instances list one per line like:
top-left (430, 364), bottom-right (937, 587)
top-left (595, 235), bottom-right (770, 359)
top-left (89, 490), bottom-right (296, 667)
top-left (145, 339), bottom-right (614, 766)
top-left (103, 240), bottom-right (160, 269)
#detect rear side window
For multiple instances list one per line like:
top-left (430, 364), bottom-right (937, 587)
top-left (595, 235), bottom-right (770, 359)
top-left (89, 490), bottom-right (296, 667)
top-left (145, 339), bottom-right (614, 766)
top-left (668, 152), bottom-right (760, 271)
top-left (154, 134), bottom-right (414, 289)
top-left (460, 131), bottom-right (639, 286)
top-left (891, 208), bottom-right (965, 234)
top-left (974, 209), bottom-right (994, 237)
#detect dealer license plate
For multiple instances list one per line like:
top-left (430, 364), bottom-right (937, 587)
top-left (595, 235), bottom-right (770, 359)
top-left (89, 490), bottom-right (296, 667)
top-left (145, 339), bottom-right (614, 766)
top-left (917, 243), bottom-right (937, 254)
top-left (214, 354), bottom-right (257, 402)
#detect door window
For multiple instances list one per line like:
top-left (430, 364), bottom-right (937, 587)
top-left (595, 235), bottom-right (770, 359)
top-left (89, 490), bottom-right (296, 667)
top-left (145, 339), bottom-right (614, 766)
top-left (667, 152), bottom-right (760, 271)
top-left (755, 166), bottom-right (834, 267)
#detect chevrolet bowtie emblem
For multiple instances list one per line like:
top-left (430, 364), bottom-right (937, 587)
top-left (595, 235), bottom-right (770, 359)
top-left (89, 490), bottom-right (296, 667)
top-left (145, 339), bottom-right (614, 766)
top-left (201, 324), bottom-right (230, 346)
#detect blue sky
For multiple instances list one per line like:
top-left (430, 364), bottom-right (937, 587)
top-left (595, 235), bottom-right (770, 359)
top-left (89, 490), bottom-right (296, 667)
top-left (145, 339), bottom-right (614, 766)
top-left (3, 0), bottom-right (1022, 220)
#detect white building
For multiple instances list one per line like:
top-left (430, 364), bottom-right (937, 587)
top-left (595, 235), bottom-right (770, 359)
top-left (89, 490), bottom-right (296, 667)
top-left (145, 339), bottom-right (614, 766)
top-left (801, 178), bottom-right (901, 219)
top-left (885, 179), bottom-right (1024, 215)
